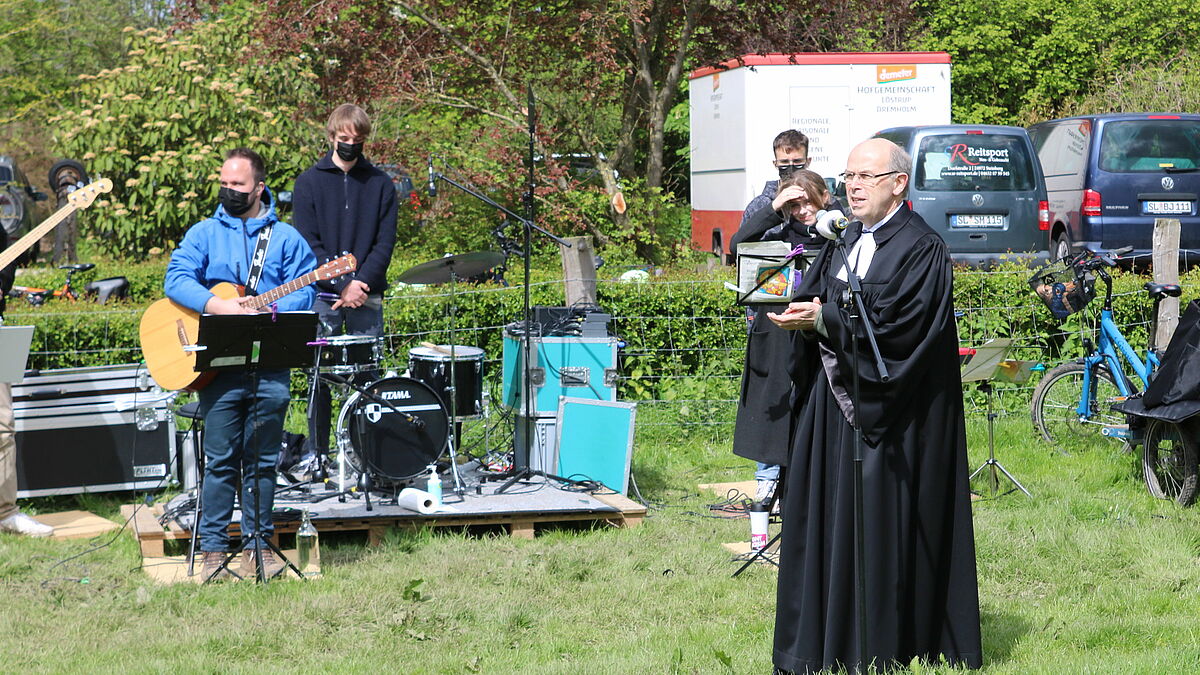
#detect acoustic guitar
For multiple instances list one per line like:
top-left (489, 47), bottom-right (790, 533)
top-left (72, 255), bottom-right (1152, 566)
top-left (139, 253), bottom-right (356, 391)
top-left (0, 179), bottom-right (113, 271)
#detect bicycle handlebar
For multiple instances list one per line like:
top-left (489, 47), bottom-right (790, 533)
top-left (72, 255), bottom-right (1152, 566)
top-left (1072, 245), bottom-right (1133, 273)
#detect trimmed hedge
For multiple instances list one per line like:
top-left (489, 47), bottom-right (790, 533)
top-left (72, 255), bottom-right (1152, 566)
top-left (6, 261), bottom-right (1197, 405)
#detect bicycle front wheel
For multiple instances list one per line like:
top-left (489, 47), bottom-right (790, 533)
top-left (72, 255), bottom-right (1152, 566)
top-left (1142, 419), bottom-right (1198, 506)
top-left (1031, 362), bottom-right (1125, 445)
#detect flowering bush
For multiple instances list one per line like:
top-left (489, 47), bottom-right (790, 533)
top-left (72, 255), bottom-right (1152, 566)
top-left (50, 4), bottom-right (322, 259)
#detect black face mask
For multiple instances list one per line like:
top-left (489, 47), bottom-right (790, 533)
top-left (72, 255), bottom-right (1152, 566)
top-left (777, 165), bottom-right (799, 180)
top-left (219, 186), bottom-right (255, 217)
top-left (336, 141), bottom-right (363, 163)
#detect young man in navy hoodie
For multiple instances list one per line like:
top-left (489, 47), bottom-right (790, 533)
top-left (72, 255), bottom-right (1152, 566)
top-left (165, 148), bottom-right (316, 580)
top-left (291, 104), bottom-right (398, 473)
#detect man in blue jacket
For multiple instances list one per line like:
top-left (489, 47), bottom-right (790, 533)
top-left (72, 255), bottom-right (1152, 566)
top-left (165, 147), bottom-right (316, 581)
top-left (292, 104), bottom-right (398, 473)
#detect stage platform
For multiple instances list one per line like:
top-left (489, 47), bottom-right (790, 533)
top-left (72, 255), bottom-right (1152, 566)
top-left (124, 472), bottom-right (646, 558)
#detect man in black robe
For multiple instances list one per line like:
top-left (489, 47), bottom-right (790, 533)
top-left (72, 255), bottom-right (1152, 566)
top-left (768, 138), bottom-right (982, 673)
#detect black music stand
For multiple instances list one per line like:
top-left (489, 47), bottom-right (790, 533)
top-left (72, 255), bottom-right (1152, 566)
top-left (195, 311), bottom-right (318, 583)
top-left (962, 339), bottom-right (1034, 498)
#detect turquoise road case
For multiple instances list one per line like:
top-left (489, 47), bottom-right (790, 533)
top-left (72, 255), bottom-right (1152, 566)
top-left (501, 332), bottom-right (619, 415)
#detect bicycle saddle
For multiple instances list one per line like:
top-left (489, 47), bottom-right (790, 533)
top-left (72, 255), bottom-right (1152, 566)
top-left (1144, 282), bottom-right (1182, 299)
top-left (59, 263), bottom-right (95, 272)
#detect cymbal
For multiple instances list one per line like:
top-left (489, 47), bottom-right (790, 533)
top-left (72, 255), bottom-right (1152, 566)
top-left (395, 251), bottom-right (505, 285)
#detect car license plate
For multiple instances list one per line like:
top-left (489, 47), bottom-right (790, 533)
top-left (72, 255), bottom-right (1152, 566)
top-left (952, 214), bottom-right (1006, 228)
top-left (1144, 200), bottom-right (1191, 215)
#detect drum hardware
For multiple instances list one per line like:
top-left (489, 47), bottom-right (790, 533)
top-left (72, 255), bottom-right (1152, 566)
top-left (396, 251), bottom-right (505, 497)
top-left (409, 343), bottom-right (485, 420)
top-left (331, 374), bottom-right (470, 502)
top-left (305, 336), bottom-right (385, 486)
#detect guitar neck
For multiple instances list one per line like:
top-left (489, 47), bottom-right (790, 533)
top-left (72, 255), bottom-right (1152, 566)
top-left (246, 269), bottom-right (323, 309)
top-left (0, 202), bottom-right (76, 270)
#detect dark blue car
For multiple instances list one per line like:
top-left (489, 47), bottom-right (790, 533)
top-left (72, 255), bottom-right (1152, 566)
top-left (1027, 113), bottom-right (1200, 264)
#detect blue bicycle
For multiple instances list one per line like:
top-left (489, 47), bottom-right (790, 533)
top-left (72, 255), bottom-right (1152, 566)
top-left (1029, 246), bottom-right (1181, 446)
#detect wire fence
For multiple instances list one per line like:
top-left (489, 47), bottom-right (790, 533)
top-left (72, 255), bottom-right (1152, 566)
top-left (9, 267), bottom-right (1185, 450)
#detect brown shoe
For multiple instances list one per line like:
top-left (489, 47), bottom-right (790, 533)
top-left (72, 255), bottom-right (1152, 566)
top-left (240, 547), bottom-right (287, 579)
top-left (201, 550), bottom-right (234, 582)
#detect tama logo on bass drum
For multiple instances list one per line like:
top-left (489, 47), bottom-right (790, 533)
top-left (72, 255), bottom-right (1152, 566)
top-left (379, 390), bottom-right (413, 400)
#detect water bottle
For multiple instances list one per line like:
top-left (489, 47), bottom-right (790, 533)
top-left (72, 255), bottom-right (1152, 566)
top-left (296, 509), bottom-right (319, 576)
top-left (426, 464), bottom-right (442, 508)
top-left (749, 500), bottom-right (769, 551)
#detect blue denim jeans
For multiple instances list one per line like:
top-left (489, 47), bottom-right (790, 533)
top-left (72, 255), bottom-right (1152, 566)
top-left (755, 462), bottom-right (780, 482)
top-left (198, 369), bottom-right (290, 552)
top-left (306, 296), bottom-right (384, 456)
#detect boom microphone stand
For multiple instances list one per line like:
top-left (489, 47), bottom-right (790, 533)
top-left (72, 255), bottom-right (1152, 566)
top-left (426, 85), bottom-right (573, 494)
top-left (829, 223), bottom-right (890, 675)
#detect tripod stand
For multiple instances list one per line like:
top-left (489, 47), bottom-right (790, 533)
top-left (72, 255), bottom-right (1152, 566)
top-left (962, 340), bottom-right (1033, 498)
top-left (194, 311), bottom-right (317, 583)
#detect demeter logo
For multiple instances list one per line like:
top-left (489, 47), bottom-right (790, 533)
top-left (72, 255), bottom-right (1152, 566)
top-left (877, 65), bottom-right (916, 83)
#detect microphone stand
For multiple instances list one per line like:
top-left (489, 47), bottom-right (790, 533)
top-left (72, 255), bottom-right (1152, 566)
top-left (828, 226), bottom-right (889, 675)
top-left (427, 85), bottom-right (572, 494)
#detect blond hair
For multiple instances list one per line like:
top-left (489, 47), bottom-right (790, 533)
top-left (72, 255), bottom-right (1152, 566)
top-left (326, 103), bottom-right (371, 139)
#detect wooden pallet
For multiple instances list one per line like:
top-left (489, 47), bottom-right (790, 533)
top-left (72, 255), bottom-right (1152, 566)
top-left (122, 492), bottom-right (646, 557)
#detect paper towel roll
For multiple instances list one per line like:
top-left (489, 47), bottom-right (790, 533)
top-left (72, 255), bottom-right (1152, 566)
top-left (397, 487), bottom-right (437, 514)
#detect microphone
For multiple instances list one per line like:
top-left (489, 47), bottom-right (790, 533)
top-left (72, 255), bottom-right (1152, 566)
top-left (811, 209), bottom-right (850, 240)
top-left (427, 155), bottom-right (437, 197)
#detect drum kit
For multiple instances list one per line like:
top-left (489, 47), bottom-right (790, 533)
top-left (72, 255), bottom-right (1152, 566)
top-left (307, 251), bottom-right (505, 504)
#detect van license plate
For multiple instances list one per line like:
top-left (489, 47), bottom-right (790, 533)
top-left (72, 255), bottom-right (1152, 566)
top-left (1144, 200), bottom-right (1191, 215)
top-left (952, 214), bottom-right (1006, 228)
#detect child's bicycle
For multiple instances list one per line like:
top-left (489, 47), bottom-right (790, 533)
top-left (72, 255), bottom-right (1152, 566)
top-left (9, 263), bottom-right (129, 306)
top-left (1028, 246), bottom-right (1181, 446)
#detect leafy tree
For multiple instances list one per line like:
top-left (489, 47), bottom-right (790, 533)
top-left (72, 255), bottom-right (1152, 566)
top-left (1069, 51), bottom-right (1200, 117)
top-left (912, 0), bottom-right (1200, 125)
top-left (49, 2), bottom-right (323, 259)
top-left (0, 0), bottom-right (167, 123)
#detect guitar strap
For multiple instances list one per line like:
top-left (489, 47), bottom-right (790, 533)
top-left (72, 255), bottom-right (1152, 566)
top-left (244, 225), bottom-right (273, 295)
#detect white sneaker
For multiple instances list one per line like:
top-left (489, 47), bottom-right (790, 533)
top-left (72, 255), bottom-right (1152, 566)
top-left (0, 511), bottom-right (54, 537)
top-left (754, 479), bottom-right (777, 504)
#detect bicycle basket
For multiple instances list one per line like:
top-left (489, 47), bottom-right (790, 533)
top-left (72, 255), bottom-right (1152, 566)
top-left (1028, 260), bottom-right (1096, 321)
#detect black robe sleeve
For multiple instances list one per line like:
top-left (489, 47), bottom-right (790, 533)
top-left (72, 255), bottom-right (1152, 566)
top-left (810, 223), bottom-right (959, 445)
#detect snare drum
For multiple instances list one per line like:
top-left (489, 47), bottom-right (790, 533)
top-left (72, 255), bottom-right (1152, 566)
top-left (317, 334), bottom-right (383, 373)
top-left (335, 376), bottom-right (449, 485)
top-left (408, 345), bottom-right (485, 420)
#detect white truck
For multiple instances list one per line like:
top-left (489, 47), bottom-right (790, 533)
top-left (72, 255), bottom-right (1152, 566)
top-left (688, 52), bottom-right (952, 259)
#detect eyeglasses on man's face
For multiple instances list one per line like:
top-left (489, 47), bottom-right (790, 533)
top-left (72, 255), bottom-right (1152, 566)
top-left (773, 158), bottom-right (810, 169)
top-left (839, 170), bottom-right (899, 185)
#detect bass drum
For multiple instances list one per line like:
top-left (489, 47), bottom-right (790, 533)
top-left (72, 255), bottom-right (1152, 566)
top-left (336, 376), bottom-right (449, 484)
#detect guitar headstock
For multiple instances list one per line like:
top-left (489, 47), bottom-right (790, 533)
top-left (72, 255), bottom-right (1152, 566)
top-left (314, 253), bottom-right (358, 281)
top-left (67, 179), bottom-right (114, 210)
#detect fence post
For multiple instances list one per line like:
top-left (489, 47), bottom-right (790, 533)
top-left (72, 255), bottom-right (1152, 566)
top-left (560, 236), bottom-right (597, 306)
top-left (1152, 217), bottom-right (1180, 349)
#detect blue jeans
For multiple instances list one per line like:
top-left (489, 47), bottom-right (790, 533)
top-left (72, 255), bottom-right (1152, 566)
top-left (306, 296), bottom-right (384, 455)
top-left (198, 370), bottom-right (290, 552)
top-left (756, 462), bottom-right (780, 482)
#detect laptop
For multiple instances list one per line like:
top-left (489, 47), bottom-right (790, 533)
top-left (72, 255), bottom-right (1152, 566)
top-left (0, 325), bottom-right (34, 383)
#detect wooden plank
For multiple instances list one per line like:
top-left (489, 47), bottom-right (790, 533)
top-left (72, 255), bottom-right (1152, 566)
top-left (509, 520), bottom-right (536, 539)
top-left (122, 504), bottom-right (165, 557)
top-left (697, 480), bottom-right (756, 499)
top-left (1153, 218), bottom-right (1181, 349)
top-left (560, 235), bottom-right (598, 306)
top-left (39, 510), bottom-right (120, 541)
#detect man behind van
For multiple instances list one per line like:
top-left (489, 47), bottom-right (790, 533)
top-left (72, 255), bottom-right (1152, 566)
top-left (740, 129), bottom-right (812, 228)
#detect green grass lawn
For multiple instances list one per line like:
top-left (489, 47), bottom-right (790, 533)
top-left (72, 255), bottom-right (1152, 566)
top-left (2, 413), bottom-right (1199, 674)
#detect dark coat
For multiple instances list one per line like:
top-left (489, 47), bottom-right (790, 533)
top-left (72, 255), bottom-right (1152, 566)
top-left (729, 205), bottom-right (821, 466)
top-left (292, 151), bottom-right (398, 295)
top-left (773, 204), bottom-right (982, 673)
